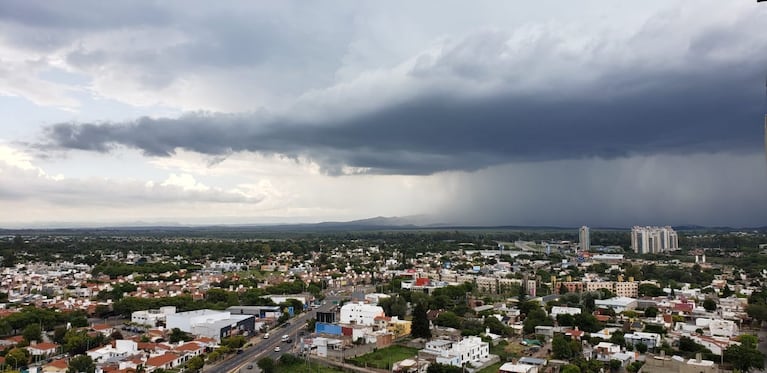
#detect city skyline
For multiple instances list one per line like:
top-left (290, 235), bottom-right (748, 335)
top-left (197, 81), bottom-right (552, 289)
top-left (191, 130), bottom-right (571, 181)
top-left (1, 1), bottom-right (767, 228)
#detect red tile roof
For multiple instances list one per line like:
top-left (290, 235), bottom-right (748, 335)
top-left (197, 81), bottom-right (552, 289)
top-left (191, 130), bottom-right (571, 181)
top-left (175, 342), bottom-right (202, 352)
top-left (145, 353), bottom-right (179, 367)
top-left (47, 358), bottom-right (68, 369)
top-left (30, 342), bottom-right (59, 350)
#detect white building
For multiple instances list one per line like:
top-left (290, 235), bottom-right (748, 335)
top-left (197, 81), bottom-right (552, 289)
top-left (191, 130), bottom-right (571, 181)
top-left (631, 226), bottom-right (679, 254)
top-left (579, 226), bottom-right (590, 252)
top-left (595, 297), bottom-right (637, 313)
top-left (131, 306), bottom-right (177, 326)
top-left (423, 336), bottom-right (490, 367)
top-left (265, 295), bottom-right (308, 306)
top-left (550, 306), bottom-right (582, 319)
top-left (594, 342), bottom-right (621, 361)
top-left (695, 318), bottom-right (739, 338)
top-left (166, 309), bottom-right (255, 341)
top-left (87, 340), bottom-right (138, 363)
top-left (364, 293), bottom-right (390, 305)
top-left (624, 332), bottom-right (662, 349)
top-left (340, 302), bottom-right (385, 326)
top-left (499, 363), bottom-right (538, 373)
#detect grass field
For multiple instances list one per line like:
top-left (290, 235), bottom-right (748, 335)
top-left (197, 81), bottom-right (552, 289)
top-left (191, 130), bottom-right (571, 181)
top-left (477, 362), bottom-right (503, 373)
top-left (277, 362), bottom-right (344, 373)
top-left (347, 345), bottom-right (419, 370)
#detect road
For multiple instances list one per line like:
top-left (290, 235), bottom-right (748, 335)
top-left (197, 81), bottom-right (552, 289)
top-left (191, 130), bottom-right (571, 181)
top-left (214, 295), bottom-right (343, 373)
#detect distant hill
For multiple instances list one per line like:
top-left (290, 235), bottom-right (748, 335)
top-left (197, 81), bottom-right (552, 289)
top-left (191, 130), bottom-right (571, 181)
top-left (2, 217), bottom-right (767, 235)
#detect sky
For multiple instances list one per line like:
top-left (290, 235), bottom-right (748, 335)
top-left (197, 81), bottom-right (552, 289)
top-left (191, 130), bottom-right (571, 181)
top-left (1, 1), bottom-right (767, 228)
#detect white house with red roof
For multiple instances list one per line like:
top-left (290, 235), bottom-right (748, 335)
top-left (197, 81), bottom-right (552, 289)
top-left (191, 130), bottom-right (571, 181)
top-left (145, 352), bottom-right (182, 371)
top-left (27, 342), bottom-right (60, 356)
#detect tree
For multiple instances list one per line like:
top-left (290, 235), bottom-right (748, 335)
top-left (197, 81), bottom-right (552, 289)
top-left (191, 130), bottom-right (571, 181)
top-left (552, 335), bottom-right (573, 359)
top-left (22, 323), bottom-right (42, 343)
top-left (257, 357), bottom-right (277, 373)
top-left (724, 343), bottom-right (764, 372)
top-left (610, 331), bottom-right (625, 347)
top-left (434, 311), bottom-right (462, 329)
top-left (747, 303), bottom-right (767, 323)
top-left (68, 355), bottom-right (96, 373)
top-left (222, 335), bottom-right (247, 349)
top-left (609, 359), bottom-right (622, 371)
top-left (523, 308), bottom-right (553, 334)
top-left (644, 307), bottom-right (659, 318)
top-left (427, 363), bottom-right (463, 373)
top-left (411, 302), bottom-right (432, 339)
top-left (722, 285), bottom-right (733, 298)
top-left (638, 284), bottom-right (664, 297)
top-left (559, 283), bottom-right (569, 295)
top-left (635, 342), bottom-right (648, 354)
top-left (484, 316), bottom-right (509, 336)
top-left (186, 355), bottom-right (205, 372)
top-left (561, 364), bottom-right (581, 373)
top-left (169, 328), bottom-right (192, 343)
top-left (5, 347), bottom-right (29, 369)
top-left (94, 304), bottom-right (112, 318)
top-left (678, 336), bottom-right (704, 353)
top-left (702, 298), bottom-right (717, 312)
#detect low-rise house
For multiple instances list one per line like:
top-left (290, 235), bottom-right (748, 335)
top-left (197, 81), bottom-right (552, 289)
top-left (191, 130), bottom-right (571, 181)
top-left (42, 358), bottom-right (68, 373)
top-left (420, 336), bottom-right (490, 367)
top-left (499, 362), bottom-right (538, 373)
top-left (594, 342), bottom-right (621, 362)
top-left (550, 306), bottom-right (581, 319)
top-left (624, 332), bottom-right (662, 349)
top-left (145, 352), bottom-right (182, 372)
top-left (28, 342), bottom-right (60, 356)
top-left (595, 297), bottom-right (637, 313)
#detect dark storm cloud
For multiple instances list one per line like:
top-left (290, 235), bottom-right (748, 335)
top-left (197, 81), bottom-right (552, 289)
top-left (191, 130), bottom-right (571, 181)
top-left (41, 56), bottom-right (767, 175)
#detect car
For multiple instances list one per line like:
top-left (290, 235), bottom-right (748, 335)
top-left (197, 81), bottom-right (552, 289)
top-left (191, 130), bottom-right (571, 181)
top-left (274, 346), bottom-right (281, 352)
top-left (286, 339), bottom-right (293, 344)
top-left (247, 365), bottom-right (253, 369)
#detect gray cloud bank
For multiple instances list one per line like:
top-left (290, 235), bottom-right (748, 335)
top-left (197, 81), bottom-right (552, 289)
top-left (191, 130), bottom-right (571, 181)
top-left (43, 57), bottom-right (766, 175)
top-left (22, 2), bottom-right (767, 175)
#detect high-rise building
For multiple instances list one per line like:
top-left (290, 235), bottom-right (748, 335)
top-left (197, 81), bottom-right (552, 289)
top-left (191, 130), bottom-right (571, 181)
top-left (631, 226), bottom-right (679, 254)
top-left (579, 226), bottom-right (590, 252)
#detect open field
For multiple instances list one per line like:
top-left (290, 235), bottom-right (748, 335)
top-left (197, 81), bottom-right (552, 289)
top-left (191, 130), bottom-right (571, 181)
top-left (347, 345), bottom-right (419, 370)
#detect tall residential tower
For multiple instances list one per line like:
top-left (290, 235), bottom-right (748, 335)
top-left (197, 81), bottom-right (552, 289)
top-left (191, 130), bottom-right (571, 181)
top-left (631, 226), bottom-right (679, 254)
top-left (579, 226), bottom-right (590, 252)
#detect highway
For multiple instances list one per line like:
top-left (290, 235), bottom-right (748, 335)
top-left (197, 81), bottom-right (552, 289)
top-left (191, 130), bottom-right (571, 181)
top-left (214, 295), bottom-right (343, 373)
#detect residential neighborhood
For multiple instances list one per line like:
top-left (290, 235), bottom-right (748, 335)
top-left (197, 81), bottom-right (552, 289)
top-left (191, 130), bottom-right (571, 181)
top-left (0, 227), bottom-right (765, 373)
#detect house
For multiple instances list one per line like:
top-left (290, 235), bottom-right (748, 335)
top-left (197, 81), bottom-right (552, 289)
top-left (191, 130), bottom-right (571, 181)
top-left (624, 332), bottom-right (662, 349)
top-left (42, 359), bottom-right (68, 373)
top-left (595, 297), bottom-right (637, 313)
top-left (165, 309), bottom-right (255, 342)
top-left (340, 302), bottom-right (385, 326)
top-left (534, 326), bottom-right (554, 338)
top-left (91, 323), bottom-right (114, 336)
top-left (174, 342), bottom-right (205, 356)
top-left (594, 342), bottom-right (621, 361)
top-left (28, 342), bottom-right (60, 356)
top-left (499, 362), bottom-right (538, 373)
top-left (562, 327), bottom-right (584, 340)
top-left (550, 306), bottom-right (581, 319)
top-left (145, 352), bottom-right (182, 371)
top-left (695, 318), bottom-right (738, 338)
top-left (420, 336), bottom-right (490, 367)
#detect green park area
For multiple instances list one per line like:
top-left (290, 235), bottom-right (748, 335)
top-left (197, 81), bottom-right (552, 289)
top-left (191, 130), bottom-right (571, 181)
top-left (347, 345), bottom-right (419, 370)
